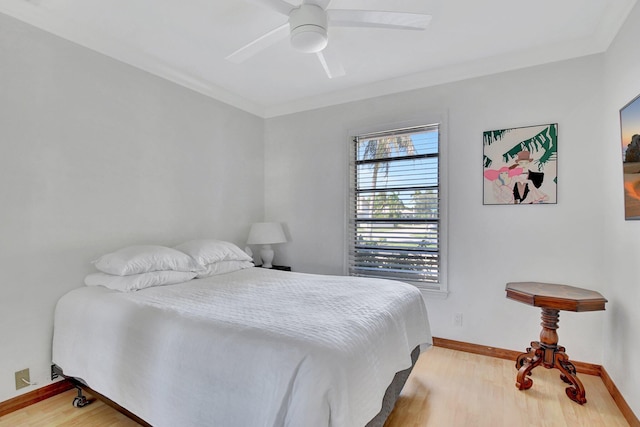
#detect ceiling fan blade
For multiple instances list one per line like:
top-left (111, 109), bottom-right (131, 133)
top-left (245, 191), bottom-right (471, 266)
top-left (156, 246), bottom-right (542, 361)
top-left (316, 49), bottom-right (345, 79)
top-left (226, 23), bottom-right (290, 63)
top-left (302, 0), bottom-right (332, 10)
top-left (243, 0), bottom-right (296, 16)
top-left (327, 10), bottom-right (432, 31)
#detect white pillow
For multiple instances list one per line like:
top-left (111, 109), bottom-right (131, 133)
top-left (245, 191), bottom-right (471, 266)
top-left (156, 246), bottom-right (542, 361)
top-left (174, 240), bottom-right (253, 266)
top-left (92, 245), bottom-right (202, 276)
top-left (85, 271), bottom-right (197, 292)
top-left (195, 260), bottom-right (254, 278)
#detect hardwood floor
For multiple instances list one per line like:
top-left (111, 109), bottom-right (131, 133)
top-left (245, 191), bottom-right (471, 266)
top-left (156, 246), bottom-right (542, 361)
top-left (0, 389), bottom-right (140, 427)
top-left (385, 346), bottom-right (629, 427)
top-left (0, 346), bottom-right (629, 426)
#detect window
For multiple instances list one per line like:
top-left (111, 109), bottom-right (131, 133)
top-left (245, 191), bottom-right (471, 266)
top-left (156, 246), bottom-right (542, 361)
top-left (349, 124), bottom-right (442, 289)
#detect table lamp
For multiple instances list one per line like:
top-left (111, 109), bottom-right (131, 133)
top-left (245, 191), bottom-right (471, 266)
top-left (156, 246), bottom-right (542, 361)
top-left (247, 222), bottom-right (287, 268)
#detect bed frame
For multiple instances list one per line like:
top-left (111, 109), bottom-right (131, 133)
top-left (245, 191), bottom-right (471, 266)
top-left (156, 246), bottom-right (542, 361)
top-left (365, 345), bottom-right (420, 427)
top-left (52, 364), bottom-right (151, 426)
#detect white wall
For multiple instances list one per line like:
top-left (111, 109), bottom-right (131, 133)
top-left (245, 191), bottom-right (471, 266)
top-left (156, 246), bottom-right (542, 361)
top-left (0, 14), bottom-right (264, 402)
top-left (602, 1), bottom-right (640, 417)
top-left (265, 55), bottom-right (608, 365)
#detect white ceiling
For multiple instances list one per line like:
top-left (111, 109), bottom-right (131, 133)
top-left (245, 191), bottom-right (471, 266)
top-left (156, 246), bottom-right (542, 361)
top-left (1, 0), bottom-right (636, 118)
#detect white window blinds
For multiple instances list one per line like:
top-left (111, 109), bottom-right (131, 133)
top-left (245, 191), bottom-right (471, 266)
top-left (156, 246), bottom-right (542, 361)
top-left (349, 124), bottom-right (440, 285)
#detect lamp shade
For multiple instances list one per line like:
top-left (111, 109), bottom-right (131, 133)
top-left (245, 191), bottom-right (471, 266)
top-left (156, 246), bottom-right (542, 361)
top-left (246, 222), bottom-right (287, 245)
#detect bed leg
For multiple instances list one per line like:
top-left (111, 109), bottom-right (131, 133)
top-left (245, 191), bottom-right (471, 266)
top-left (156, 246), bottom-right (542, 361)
top-left (72, 385), bottom-right (91, 408)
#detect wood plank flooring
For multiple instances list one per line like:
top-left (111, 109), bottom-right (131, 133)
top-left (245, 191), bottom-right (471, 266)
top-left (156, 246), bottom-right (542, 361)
top-left (0, 346), bottom-right (629, 426)
top-left (0, 389), bottom-right (139, 427)
top-left (385, 346), bottom-right (629, 427)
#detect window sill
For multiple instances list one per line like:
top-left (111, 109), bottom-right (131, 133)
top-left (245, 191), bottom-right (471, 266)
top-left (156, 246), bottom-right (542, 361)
top-left (414, 285), bottom-right (449, 299)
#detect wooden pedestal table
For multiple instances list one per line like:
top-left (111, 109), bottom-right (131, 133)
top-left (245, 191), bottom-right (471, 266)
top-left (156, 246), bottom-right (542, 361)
top-left (505, 282), bottom-right (607, 404)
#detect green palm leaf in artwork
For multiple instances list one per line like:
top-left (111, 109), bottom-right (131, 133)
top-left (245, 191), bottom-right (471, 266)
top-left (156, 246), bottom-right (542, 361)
top-left (483, 129), bottom-right (514, 167)
top-left (483, 129), bottom-right (510, 146)
top-left (483, 154), bottom-right (492, 168)
top-left (502, 125), bottom-right (557, 171)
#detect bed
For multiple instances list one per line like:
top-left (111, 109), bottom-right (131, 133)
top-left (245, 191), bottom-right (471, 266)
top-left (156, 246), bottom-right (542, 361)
top-left (52, 242), bottom-right (431, 427)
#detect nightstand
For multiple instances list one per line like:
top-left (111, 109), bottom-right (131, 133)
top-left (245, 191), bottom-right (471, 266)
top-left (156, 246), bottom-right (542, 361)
top-left (256, 265), bottom-right (291, 271)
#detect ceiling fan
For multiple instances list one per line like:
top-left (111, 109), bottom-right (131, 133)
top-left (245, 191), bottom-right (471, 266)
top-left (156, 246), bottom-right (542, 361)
top-left (226, 0), bottom-right (432, 78)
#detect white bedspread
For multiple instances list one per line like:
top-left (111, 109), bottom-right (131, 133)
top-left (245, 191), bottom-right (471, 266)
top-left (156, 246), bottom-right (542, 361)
top-left (53, 268), bottom-right (431, 427)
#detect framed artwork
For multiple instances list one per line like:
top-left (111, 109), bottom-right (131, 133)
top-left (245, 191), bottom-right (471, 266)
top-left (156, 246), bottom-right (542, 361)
top-left (483, 123), bottom-right (558, 205)
top-left (620, 93), bottom-right (640, 220)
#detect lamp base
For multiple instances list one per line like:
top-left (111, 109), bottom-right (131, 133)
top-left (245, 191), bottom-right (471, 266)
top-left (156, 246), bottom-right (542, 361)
top-left (260, 245), bottom-right (275, 269)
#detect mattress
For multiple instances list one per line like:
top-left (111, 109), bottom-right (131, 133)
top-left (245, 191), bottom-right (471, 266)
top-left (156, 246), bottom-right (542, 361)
top-left (52, 268), bottom-right (431, 427)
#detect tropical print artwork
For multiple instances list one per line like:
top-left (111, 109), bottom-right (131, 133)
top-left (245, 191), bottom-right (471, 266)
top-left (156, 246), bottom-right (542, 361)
top-left (620, 94), bottom-right (640, 220)
top-left (483, 124), bottom-right (558, 205)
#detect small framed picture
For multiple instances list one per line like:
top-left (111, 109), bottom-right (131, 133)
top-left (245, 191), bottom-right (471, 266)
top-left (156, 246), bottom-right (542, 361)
top-left (483, 123), bottom-right (558, 205)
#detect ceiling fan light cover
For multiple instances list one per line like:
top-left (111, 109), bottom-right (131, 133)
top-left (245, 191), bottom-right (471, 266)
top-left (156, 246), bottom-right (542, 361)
top-left (290, 25), bottom-right (328, 52)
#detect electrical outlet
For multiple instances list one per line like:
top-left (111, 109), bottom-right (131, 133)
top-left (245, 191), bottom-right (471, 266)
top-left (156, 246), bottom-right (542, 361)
top-left (15, 368), bottom-right (30, 390)
top-left (454, 312), bottom-right (463, 327)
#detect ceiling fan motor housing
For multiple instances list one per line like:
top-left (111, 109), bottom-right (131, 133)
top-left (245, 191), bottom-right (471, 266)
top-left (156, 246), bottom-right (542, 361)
top-left (289, 4), bottom-right (328, 53)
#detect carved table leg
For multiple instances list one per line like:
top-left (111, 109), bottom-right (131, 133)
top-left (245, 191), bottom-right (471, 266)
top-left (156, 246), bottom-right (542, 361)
top-left (515, 342), bottom-right (542, 390)
top-left (514, 307), bottom-right (587, 404)
top-left (555, 350), bottom-right (586, 404)
top-left (556, 345), bottom-right (576, 384)
top-left (515, 343), bottom-right (535, 370)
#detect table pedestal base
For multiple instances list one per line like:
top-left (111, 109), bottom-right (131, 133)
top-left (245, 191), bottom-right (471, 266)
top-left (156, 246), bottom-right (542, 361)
top-left (514, 308), bottom-right (586, 404)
